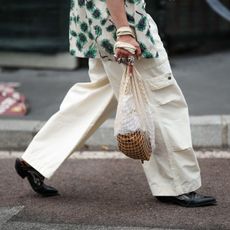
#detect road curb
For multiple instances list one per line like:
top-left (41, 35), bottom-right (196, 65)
top-left (0, 115), bottom-right (230, 151)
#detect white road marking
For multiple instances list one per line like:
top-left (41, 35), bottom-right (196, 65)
top-left (0, 150), bottom-right (230, 159)
top-left (0, 206), bottom-right (24, 227)
top-left (1, 222), bottom-right (174, 230)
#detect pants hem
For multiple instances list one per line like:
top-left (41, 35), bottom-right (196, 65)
top-left (150, 177), bottom-right (202, 196)
top-left (22, 155), bottom-right (52, 179)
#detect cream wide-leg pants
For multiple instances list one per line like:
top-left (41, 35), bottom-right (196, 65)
top-left (22, 15), bottom-right (201, 196)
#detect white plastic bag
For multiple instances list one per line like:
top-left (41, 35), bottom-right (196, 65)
top-left (114, 65), bottom-right (156, 162)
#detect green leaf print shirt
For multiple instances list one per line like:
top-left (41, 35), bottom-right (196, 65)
top-left (69, 0), bottom-right (159, 60)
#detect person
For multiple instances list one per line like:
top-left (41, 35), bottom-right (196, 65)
top-left (15, 0), bottom-right (217, 207)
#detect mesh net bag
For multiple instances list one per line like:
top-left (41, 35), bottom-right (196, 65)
top-left (114, 65), bottom-right (156, 163)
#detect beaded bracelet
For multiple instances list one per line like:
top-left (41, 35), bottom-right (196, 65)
top-left (113, 41), bottom-right (136, 55)
top-left (116, 26), bottom-right (136, 39)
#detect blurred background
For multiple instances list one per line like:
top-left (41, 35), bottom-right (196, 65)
top-left (0, 0), bottom-right (230, 120)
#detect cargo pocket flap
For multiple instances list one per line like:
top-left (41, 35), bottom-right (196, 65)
top-left (147, 73), bottom-right (174, 90)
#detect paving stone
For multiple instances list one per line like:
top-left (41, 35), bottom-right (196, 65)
top-left (0, 120), bottom-right (40, 150)
top-left (222, 115), bottom-right (230, 147)
top-left (190, 116), bottom-right (222, 147)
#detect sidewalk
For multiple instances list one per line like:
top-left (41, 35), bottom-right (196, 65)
top-left (0, 116), bottom-right (230, 150)
top-left (0, 51), bottom-right (230, 150)
top-left (0, 150), bottom-right (230, 229)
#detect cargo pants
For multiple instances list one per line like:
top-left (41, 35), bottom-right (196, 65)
top-left (22, 14), bottom-right (201, 196)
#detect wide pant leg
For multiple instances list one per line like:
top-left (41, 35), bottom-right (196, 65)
top-left (22, 59), bottom-right (117, 179)
top-left (100, 13), bottom-right (201, 196)
top-left (101, 56), bottom-right (201, 196)
top-left (143, 14), bottom-right (202, 196)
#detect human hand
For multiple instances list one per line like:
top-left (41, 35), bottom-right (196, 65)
top-left (114, 35), bottom-right (142, 60)
top-left (114, 35), bottom-right (141, 75)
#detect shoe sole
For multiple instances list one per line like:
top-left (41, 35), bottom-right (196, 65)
top-left (180, 201), bottom-right (217, 208)
top-left (157, 197), bottom-right (217, 207)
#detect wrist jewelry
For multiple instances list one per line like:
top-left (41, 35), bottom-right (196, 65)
top-left (116, 26), bottom-right (136, 39)
top-left (113, 41), bottom-right (136, 55)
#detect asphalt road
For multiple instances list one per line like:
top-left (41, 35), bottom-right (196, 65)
top-left (0, 154), bottom-right (230, 229)
top-left (0, 51), bottom-right (230, 121)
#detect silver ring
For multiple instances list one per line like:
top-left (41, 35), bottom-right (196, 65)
top-left (116, 56), bottom-right (134, 65)
top-left (127, 56), bottom-right (135, 65)
top-left (117, 57), bottom-right (127, 64)
top-left (121, 57), bottom-right (128, 64)
top-left (117, 58), bottom-right (122, 64)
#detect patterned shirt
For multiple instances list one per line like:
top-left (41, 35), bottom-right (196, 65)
top-left (69, 0), bottom-right (159, 60)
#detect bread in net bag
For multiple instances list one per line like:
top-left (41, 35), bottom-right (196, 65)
top-left (114, 64), bottom-right (156, 163)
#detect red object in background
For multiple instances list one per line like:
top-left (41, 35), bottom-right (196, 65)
top-left (0, 83), bottom-right (29, 116)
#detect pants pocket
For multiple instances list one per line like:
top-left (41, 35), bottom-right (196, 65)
top-left (146, 73), bottom-right (192, 151)
top-left (146, 72), bottom-right (182, 106)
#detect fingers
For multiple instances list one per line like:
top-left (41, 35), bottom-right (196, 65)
top-left (115, 48), bottom-right (131, 59)
top-left (114, 40), bottom-right (142, 66)
top-left (135, 46), bottom-right (142, 58)
top-left (115, 46), bottom-right (141, 59)
top-left (115, 35), bottom-right (142, 60)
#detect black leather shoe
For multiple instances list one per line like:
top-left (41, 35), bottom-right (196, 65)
top-left (156, 191), bottom-right (217, 207)
top-left (15, 158), bottom-right (59, 196)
